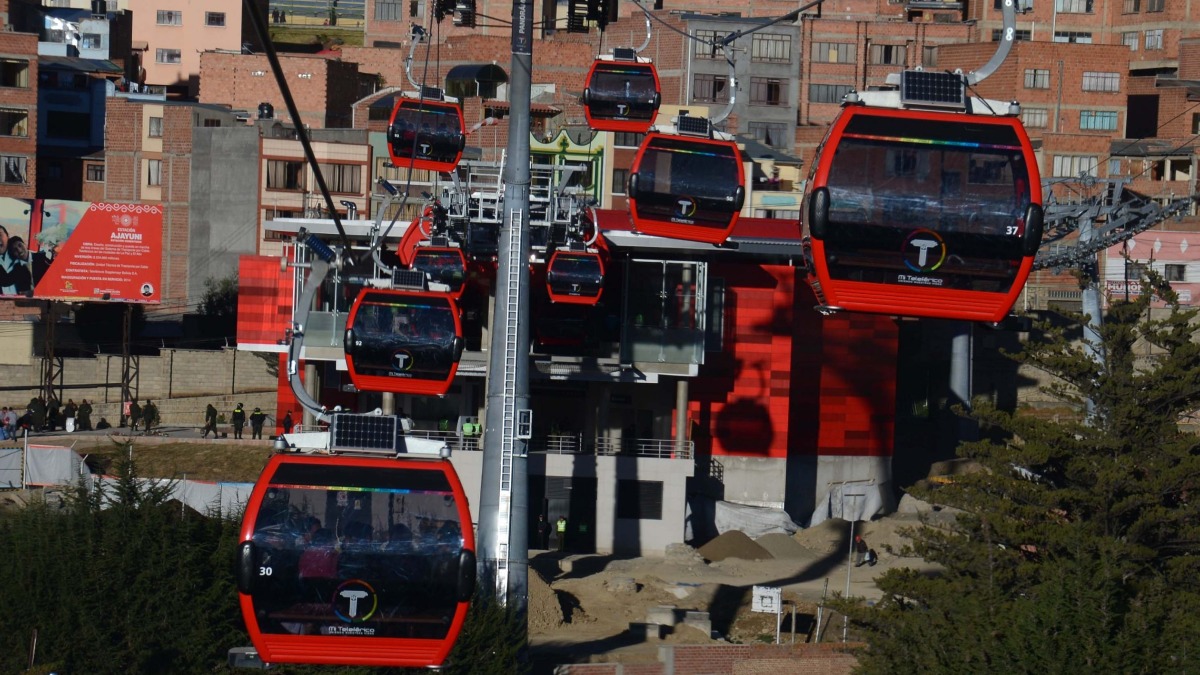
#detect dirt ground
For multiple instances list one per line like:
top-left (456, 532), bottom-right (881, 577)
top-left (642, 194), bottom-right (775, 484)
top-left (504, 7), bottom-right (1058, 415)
top-left (527, 496), bottom-right (952, 671)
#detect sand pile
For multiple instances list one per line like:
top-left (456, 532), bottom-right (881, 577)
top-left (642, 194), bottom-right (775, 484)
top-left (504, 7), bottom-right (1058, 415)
top-left (527, 565), bottom-right (564, 632)
top-left (755, 532), bottom-right (814, 560)
top-left (697, 530), bottom-right (772, 562)
top-left (791, 518), bottom-right (849, 555)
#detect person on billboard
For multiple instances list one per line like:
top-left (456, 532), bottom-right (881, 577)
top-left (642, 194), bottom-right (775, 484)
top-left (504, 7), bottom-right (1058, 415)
top-left (0, 236), bottom-right (32, 295)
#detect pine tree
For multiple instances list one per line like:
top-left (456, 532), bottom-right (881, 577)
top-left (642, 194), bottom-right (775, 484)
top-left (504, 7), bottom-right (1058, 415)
top-left (849, 273), bottom-right (1200, 673)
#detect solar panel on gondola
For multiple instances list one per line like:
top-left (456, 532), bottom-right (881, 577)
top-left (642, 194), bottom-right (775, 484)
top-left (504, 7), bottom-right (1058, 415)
top-left (627, 131), bottom-right (746, 245)
top-left (387, 98), bottom-right (466, 174)
top-left (343, 289), bottom-right (464, 396)
top-left (237, 453), bottom-right (476, 668)
top-left (801, 105), bottom-right (1044, 322)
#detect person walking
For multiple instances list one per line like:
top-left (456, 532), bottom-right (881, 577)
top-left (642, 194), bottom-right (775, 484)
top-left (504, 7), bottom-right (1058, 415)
top-left (556, 515), bottom-right (568, 552)
top-left (249, 407), bottom-right (267, 440)
top-left (142, 399), bottom-right (159, 434)
top-left (281, 410), bottom-right (294, 435)
top-left (128, 399), bottom-right (142, 432)
top-left (202, 403), bottom-right (218, 439)
top-left (231, 403), bottom-right (246, 440)
top-left (77, 399), bottom-right (92, 431)
top-left (854, 534), bottom-right (869, 567)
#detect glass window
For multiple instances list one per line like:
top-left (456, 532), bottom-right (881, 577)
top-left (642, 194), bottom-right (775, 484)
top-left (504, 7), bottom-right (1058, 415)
top-left (810, 83), bottom-right (853, 104)
top-left (749, 77), bottom-right (786, 106)
top-left (1052, 155), bottom-right (1098, 178)
top-left (870, 44), bottom-right (907, 65)
top-left (811, 42), bottom-right (855, 64)
top-left (694, 30), bottom-right (727, 59)
top-left (205, 12), bottom-right (226, 27)
top-left (1144, 29), bottom-right (1163, 50)
top-left (1079, 111), bottom-right (1118, 131)
top-left (86, 163), bottom-right (105, 182)
top-left (156, 10), bottom-right (182, 25)
top-left (266, 159), bottom-right (306, 190)
top-left (1024, 69), bottom-right (1050, 89)
top-left (612, 132), bottom-right (643, 148)
top-left (376, 0), bottom-right (404, 20)
top-left (318, 163), bottom-right (363, 194)
top-left (612, 168), bottom-right (628, 195)
top-left (1081, 71), bottom-right (1120, 92)
top-left (1053, 31), bottom-right (1092, 43)
top-left (0, 59), bottom-right (29, 88)
top-left (1122, 32), bottom-right (1139, 50)
top-left (146, 159), bottom-right (162, 186)
top-left (747, 121), bottom-right (789, 149)
top-left (751, 34), bottom-right (791, 63)
top-left (148, 116), bottom-right (163, 138)
top-left (1123, 0), bottom-right (1140, 11)
top-left (1055, 0), bottom-right (1093, 11)
top-left (81, 33), bottom-right (102, 48)
top-left (1146, 0), bottom-right (1163, 10)
top-left (156, 49), bottom-right (182, 64)
top-left (1022, 108), bottom-right (1048, 128)
top-left (1164, 264), bottom-right (1185, 282)
top-left (1, 155), bottom-right (27, 184)
top-left (1108, 158), bottom-right (1123, 176)
top-left (692, 74), bottom-right (729, 104)
top-left (0, 108), bottom-right (29, 137)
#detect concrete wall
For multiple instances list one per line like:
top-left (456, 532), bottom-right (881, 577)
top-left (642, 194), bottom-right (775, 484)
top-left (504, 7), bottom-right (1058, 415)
top-left (0, 346), bottom-right (278, 413)
top-left (188, 125), bottom-right (261, 299)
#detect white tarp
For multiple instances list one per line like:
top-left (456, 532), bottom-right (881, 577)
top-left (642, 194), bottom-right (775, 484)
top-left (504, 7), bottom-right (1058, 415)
top-left (92, 475), bottom-right (252, 518)
top-left (8, 444), bottom-right (251, 518)
top-left (808, 480), bottom-right (887, 527)
top-left (0, 447), bottom-right (22, 488)
top-left (714, 500), bottom-right (802, 539)
top-left (24, 444), bottom-right (88, 487)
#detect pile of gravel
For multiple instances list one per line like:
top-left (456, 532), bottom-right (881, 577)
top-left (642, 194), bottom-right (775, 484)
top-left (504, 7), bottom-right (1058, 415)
top-left (697, 530), bottom-right (772, 562)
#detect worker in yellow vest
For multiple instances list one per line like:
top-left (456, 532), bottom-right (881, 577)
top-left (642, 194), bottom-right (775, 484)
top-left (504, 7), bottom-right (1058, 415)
top-left (556, 515), bottom-right (567, 552)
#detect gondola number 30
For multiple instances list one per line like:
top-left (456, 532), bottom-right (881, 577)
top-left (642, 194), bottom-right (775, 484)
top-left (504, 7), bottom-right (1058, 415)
top-left (259, 566), bottom-right (273, 576)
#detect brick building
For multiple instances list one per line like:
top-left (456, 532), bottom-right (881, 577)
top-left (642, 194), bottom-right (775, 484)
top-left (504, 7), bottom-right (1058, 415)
top-left (198, 51), bottom-right (375, 128)
top-left (0, 25), bottom-right (39, 201)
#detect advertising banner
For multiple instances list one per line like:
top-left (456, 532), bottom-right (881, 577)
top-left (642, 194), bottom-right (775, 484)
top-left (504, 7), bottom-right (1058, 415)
top-left (0, 198), bottom-right (162, 303)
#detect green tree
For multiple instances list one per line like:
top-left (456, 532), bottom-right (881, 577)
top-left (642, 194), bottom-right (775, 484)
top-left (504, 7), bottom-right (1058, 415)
top-left (847, 274), bottom-right (1200, 673)
top-left (0, 448), bottom-right (244, 674)
top-left (198, 273), bottom-right (239, 343)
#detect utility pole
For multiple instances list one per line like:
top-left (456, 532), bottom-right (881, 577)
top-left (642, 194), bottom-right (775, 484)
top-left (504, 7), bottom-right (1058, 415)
top-left (476, 0), bottom-right (534, 619)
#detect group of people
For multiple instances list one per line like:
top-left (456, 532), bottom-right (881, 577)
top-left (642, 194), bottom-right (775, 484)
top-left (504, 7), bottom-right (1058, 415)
top-left (0, 397), bottom-right (98, 439)
top-left (125, 399), bottom-right (160, 434)
top-left (202, 402), bottom-right (295, 440)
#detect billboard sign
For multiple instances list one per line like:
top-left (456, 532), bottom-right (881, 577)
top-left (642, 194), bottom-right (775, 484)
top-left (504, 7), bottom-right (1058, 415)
top-left (0, 198), bottom-right (163, 303)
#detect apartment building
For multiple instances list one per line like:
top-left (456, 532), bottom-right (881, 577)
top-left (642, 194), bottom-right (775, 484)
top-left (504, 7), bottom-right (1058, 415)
top-left (198, 51), bottom-right (373, 129)
top-left (126, 0), bottom-right (265, 98)
top-left (0, 28), bottom-right (39, 201)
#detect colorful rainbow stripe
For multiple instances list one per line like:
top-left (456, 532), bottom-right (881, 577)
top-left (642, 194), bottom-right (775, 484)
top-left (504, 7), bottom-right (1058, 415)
top-left (842, 132), bottom-right (1020, 152)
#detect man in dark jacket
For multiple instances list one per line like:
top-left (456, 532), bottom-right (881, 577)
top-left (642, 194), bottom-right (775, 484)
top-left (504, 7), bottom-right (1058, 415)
top-left (249, 407), bottom-right (267, 440)
top-left (202, 403), bottom-right (218, 439)
top-left (231, 403), bottom-right (246, 440)
top-left (142, 399), bottom-right (159, 434)
top-left (77, 399), bottom-right (93, 431)
top-left (128, 399), bottom-right (142, 432)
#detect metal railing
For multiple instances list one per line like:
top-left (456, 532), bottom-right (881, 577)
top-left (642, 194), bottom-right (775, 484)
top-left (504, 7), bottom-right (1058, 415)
top-left (595, 437), bottom-right (693, 460)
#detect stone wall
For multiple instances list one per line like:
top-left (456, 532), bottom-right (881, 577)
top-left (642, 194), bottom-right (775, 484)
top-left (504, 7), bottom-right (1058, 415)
top-left (2, 348), bottom-right (278, 424)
